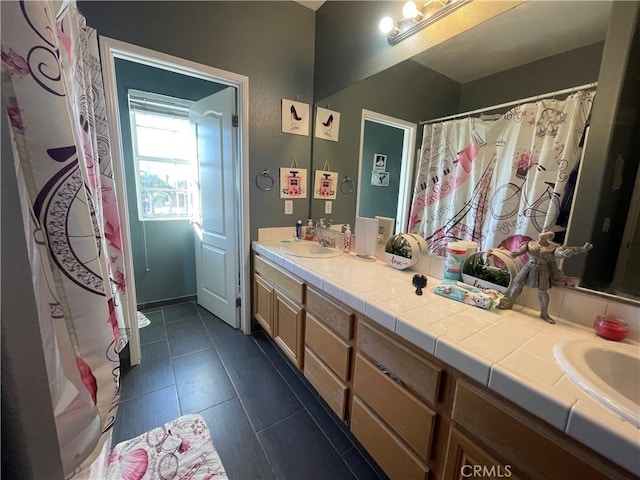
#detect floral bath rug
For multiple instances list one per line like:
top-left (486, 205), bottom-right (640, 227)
top-left (106, 414), bottom-right (227, 479)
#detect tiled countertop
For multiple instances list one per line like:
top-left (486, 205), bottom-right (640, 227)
top-left (253, 241), bottom-right (640, 476)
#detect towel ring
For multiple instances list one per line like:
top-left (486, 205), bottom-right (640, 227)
top-left (340, 176), bottom-right (354, 194)
top-left (256, 170), bottom-right (275, 191)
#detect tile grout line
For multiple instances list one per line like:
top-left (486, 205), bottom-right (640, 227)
top-left (251, 333), bottom-right (362, 456)
top-left (256, 333), bottom-right (386, 480)
top-left (161, 306), bottom-right (183, 416)
top-left (196, 306), bottom-right (278, 479)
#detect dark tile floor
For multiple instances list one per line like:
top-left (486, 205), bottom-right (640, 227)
top-left (114, 302), bottom-right (388, 480)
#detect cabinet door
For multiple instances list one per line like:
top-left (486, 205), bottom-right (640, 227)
top-left (274, 291), bottom-right (305, 369)
top-left (452, 381), bottom-right (627, 480)
top-left (253, 275), bottom-right (273, 337)
top-left (443, 428), bottom-right (519, 480)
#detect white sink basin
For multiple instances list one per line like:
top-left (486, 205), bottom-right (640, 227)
top-left (554, 339), bottom-right (640, 427)
top-left (280, 242), bottom-right (342, 258)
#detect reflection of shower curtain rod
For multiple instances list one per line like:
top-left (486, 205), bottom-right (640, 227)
top-left (420, 82), bottom-right (597, 125)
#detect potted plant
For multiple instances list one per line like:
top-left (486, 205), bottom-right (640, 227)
top-left (384, 234), bottom-right (418, 270)
top-left (461, 251), bottom-right (513, 292)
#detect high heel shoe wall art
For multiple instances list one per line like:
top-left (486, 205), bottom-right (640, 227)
top-left (314, 107), bottom-right (340, 142)
top-left (281, 99), bottom-right (309, 136)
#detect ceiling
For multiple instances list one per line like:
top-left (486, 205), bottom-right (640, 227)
top-left (412, 1), bottom-right (612, 83)
top-left (295, 0), bottom-right (325, 11)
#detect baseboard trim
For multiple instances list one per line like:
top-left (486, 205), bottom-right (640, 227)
top-left (137, 294), bottom-right (197, 311)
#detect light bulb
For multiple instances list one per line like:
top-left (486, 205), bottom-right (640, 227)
top-left (402, 1), bottom-right (421, 19)
top-left (379, 16), bottom-right (395, 34)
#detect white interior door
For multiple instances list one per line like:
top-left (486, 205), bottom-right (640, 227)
top-left (190, 87), bottom-right (239, 328)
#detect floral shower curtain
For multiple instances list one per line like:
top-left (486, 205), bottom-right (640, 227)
top-left (2, 0), bottom-right (129, 475)
top-left (409, 89), bottom-right (595, 255)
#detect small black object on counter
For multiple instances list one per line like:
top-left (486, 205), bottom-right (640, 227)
top-left (412, 274), bottom-right (428, 296)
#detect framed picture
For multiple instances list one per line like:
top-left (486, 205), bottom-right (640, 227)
top-left (371, 170), bottom-right (390, 187)
top-left (313, 170), bottom-right (338, 199)
top-left (282, 99), bottom-right (309, 136)
top-left (279, 167), bottom-right (308, 198)
top-left (373, 154), bottom-right (387, 171)
top-left (314, 107), bottom-right (341, 142)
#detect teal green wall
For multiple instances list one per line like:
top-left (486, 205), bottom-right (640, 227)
top-left (115, 58), bottom-right (225, 304)
top-left (80, 1), bottom-right (316, 240)
top-left (310, 60), bottom-right (460, 227)
top-left (359, 121), bottom-right (405, 219)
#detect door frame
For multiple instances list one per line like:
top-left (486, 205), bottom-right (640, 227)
top-left (356, 109), bottom-right (417, 234)
top-left (100, 37), bottom-right (251, 366)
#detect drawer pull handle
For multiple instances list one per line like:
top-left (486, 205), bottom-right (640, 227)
top-left (374, 361), bottom-right (404, 387)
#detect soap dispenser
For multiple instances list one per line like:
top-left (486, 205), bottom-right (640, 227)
top-left (342, 224), bottom-right (351, 253)
top-left (305, 219), bottom-right (315, 240)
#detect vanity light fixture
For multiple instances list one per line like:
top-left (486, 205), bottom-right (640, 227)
top-left (380, 0), bottom-right (472, 46)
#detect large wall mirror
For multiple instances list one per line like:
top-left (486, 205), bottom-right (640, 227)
top-left (309, 1), bottom-right (640, 303)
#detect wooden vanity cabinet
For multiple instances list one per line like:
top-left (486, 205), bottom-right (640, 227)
top-left (252, 251), bottom-right (635, 480)
top-left (445, 380), bottom-right (636, 480)
top-left (253, 254), bottom-right (305, 369)
top-left (303, 286), bottom-right (354, 420)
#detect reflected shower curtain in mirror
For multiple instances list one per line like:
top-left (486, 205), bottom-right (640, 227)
top-left (2, 0), bottom-right (129, 475)
top-left (409, 90), bottom-right (595, 255)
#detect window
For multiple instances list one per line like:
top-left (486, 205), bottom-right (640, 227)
top-left (128, 90), bottom-right (197, 221)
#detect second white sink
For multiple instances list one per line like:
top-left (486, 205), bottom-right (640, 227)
top-left (280, 241), bottom-right (342, 258)
top-left (554, 338), bottom-right (640, 427)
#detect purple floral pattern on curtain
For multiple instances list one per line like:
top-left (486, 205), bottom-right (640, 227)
top-left (409, 90), bottom-right (594, 255)
top-left (2, 0), bottom-right (129, 475)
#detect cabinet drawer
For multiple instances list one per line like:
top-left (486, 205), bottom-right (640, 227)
top-left (304, 347), bottom-right (347, 419)
top-left (353, 354), bottom-right (435, 461)
top-left (351, 396), bottom-right (429, 480)
top-left (357, 318), bottom-right (442, 406)
top-left (305, 314), bottom-right (351, 381)
top-left (306, 287), bottom-right (353, 340)
top-left (254, 255), bottom-right (305, 305)
top-left (452, 381), bottom-right (626, 480)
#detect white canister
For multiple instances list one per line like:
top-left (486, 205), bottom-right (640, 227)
top-left (444, 241), bottom-right (468, 280)
top-left (457, 240), bottom-right (479, 254)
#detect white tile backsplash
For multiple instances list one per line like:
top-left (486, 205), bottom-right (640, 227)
top-left (560, 289), bottom-right (608, 328)
top-left (428, 255), bottom-right (446, 279)
top-left (605, 300), bottom-right (640, 342)
top-left (521, 286), bottom-right (564, 318)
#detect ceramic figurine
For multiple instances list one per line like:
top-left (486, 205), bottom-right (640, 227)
top-left (496, 231), bottom-right (592, 323)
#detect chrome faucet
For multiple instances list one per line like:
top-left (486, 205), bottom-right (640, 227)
top-left (316, 218), bottom-right (336, 248)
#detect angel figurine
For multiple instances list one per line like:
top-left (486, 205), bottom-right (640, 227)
top-left (496, 231), bottom-right (592, 323)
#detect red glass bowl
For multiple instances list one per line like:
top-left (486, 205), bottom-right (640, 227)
top-left (593, 315), bottom-right (629, 341)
